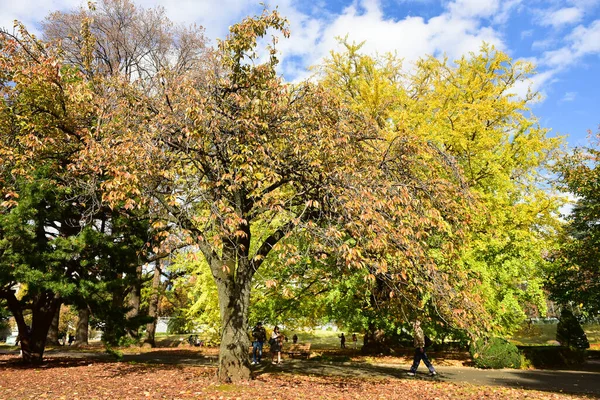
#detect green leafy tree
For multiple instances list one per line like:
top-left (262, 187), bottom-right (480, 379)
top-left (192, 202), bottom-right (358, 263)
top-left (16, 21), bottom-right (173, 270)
top-left (549, 131), bottom-right (600, 315)
top-left (0, 22), bottom-right (151, 360)
top-left (556, 308), bottom-right (590, 349)
top-left (0, 175), bottom-right (81, 362)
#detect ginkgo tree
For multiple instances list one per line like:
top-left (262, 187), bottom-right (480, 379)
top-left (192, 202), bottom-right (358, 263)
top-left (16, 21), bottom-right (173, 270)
top-left (403, 47), bottom-right (563, 333)
top-left (318, 40), bottom-right (564, 336)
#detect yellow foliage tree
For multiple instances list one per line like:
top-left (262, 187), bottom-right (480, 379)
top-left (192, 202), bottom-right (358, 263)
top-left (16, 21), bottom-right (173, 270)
top-left (319, 40), bottom-right (564, 334)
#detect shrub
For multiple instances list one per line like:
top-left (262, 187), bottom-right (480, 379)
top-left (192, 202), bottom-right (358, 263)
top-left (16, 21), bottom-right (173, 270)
top-left (556, 309), bottom-right (590, 349)
top-left (470, 337), bottom-right (521, 369)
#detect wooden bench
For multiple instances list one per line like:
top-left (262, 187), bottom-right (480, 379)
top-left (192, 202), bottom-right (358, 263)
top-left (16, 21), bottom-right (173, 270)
top-left (284, 343), bottom-right (311, 359)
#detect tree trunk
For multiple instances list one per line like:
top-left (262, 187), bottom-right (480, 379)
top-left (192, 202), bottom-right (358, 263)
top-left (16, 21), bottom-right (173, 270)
top-left (3, 290), bottom-right (60, 364)
top-left (145, 260), bottom-right (162, 347)
top-left (103, 282), bottom-right (125, 345)
top-left (126, 264), bottom-right (143, 339)
top-left (214, 261), bottom-right (252, 383)
top-left (361, 322), bottom-right (391, 354)
top-left (75, 307), bottom-right (89, 345)
top-left (46, 306), bottom-right (61, 346)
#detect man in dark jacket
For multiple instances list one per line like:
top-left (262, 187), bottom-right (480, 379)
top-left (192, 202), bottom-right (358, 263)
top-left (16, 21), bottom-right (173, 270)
top-left (251, 322), bottom-right (267, 365)
top-left (407, 320), bottom-right (436, 376)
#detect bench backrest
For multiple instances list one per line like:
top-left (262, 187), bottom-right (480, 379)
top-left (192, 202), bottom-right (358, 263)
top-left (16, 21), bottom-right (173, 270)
top-left (286, 343), bottom-right (311, 352)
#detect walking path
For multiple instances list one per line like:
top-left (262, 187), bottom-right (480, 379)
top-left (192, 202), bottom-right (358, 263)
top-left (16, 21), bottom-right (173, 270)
top-left (262, 359), bottom-right (600, 397)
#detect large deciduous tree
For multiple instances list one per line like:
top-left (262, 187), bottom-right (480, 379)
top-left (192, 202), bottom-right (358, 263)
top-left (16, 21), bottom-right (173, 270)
top-left (84, 10), bottom-right (484, 381)
top-left (42, 0), bottom-right (206, 83)
top-left (41, 0), bottom-right (208, 341)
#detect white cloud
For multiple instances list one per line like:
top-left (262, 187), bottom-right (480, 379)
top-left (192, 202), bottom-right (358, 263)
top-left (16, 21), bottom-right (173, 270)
top-left (540, 19), bottom-right (600, 70)
top-left (532, 38), bottom-right (555, 50)
top-left (446, 0), bottom-right (500, 19)
top-left (0, 0), bottom-right (84, 35)
top-left (538, 7), bottom-right (583, 28)
top-left (568, 19), bottom-right (600, 56)
top-left (568, 0), bottom-right (600, 10)
top-left (558, 192), bottom-right (578, 219)
top-left (561, 91), bottom-right (577, 102)
top-left (508, 68), bottom-right (557, 102)
top-left (492, 0), bottom-right (523, 25)
top-left (269, 0), bottom-right (508, 81)
top-left (521, 29), bottom-right (533, 38)
top-left (543, 47), bottom-right (575, 69)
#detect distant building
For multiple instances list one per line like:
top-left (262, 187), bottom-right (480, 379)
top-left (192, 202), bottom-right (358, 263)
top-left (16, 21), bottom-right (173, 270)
top-left (156, 317), bottom-right (169, 334)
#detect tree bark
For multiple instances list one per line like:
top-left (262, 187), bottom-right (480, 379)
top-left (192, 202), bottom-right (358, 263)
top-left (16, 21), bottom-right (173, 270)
top-left (46, 305), bottom-right (61, 346)
top-left (361, 322), bottom-right (391, 354)
top-left (104, 278), bottom-right (125, 345)
top-left (145, 260), bottom-right (162, 347)
top-left (212, 246), bottom-right (253, 383)
top-left (126, 263), bottom-right (143, 339)
top-left (215, 276), bottom-right (252, 382)
top-left (75, 307), bottom-right (89, 345)
top-left (3, 290), bottom-right (60, 363)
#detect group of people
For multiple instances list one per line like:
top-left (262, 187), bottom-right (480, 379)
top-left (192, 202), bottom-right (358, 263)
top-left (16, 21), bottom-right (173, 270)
top-left (250, 320), bottom-right (436, 376)
top-left (187, 334), bottom-right (203, 347)
top-left (251, 323), bottom-right (305, 365)
top-left (251, 322), bottom-right (282, 365)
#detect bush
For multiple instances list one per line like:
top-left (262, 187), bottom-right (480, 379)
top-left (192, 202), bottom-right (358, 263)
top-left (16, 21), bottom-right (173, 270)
top-left (470, 337), bottom-right (521, 369)
top-left (556, 309), bottom-right (590, 349)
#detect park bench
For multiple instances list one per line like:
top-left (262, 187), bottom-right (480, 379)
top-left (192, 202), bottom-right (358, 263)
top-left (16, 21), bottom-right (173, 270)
top-left (285, 343), bottom-right (311, 359)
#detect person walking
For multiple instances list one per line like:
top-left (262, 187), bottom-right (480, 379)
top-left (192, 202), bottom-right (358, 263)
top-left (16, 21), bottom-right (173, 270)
top-left (407, 320), bottom-right (436, 376)
top-left (352, 333), bottom-right (357, 349)
top-left (251, 322), bottom-right (266, 365)
top-left (339, 332), bottom-right (346, 349)
top-left (270, 326), bottom-right (283, 364)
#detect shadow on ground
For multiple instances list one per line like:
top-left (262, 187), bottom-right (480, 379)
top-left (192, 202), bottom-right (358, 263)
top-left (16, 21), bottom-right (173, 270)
top-left (253, 358), bottom-right (600, 397)
top-left (2, 347), bottom-right (599, 397)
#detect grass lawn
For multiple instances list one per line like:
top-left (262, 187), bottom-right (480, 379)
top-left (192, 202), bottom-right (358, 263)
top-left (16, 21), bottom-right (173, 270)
top-left (286, 329), bottom-right (349, 350)
top-left (510, 322), bottom-right (600, 347)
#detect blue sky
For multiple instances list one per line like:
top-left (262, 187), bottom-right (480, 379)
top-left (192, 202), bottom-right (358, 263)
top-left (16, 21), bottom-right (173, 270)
top-left (1, 0), bottom-right (598, 148)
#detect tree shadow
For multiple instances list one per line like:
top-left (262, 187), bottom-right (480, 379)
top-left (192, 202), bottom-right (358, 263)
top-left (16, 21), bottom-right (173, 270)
top-left (486, 369), bottom-right (600, 398)
top-left (252, 358), bottom-right (410, 380)
top-left (0, 349), bottom-right (219, 372)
